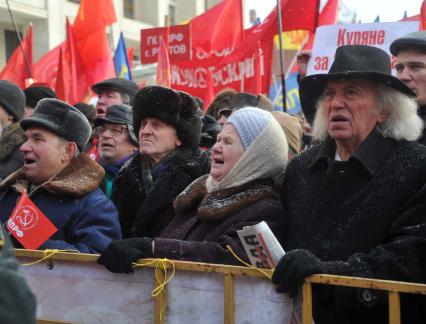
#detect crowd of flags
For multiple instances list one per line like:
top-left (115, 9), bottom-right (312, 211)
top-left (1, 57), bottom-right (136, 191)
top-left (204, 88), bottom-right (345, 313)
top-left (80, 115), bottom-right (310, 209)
top-left (0, 0), bottom-right (425, 109)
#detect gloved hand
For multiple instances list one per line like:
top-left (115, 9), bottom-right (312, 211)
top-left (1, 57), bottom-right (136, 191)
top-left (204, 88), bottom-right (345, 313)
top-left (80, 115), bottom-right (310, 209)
top-left (271, 249), bottom-right (326, 297)
top-left (97, 237), bottom-right (153, 273)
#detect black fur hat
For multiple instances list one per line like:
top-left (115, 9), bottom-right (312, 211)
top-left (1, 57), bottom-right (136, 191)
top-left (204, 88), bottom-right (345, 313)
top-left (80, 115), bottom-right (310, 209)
top-left (132, 86), bottom-right (201, 148)
top-left (23, 85), bottom-right (57, 109)
top-left (20, 98), bottom-right (92, 152)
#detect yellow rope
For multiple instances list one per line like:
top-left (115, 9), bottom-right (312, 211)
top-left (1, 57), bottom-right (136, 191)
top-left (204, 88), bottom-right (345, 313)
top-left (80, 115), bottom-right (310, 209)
top-left (21, 249), bottom-right (81, 266)
top-left (226, 244), bottom-right (272, 279)
top-left (133, 258), bottom-right (176, 320)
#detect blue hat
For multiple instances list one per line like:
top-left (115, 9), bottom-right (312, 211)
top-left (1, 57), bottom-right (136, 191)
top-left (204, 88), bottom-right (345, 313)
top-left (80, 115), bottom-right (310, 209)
top-left (226, 107), bottom-right (270, 150)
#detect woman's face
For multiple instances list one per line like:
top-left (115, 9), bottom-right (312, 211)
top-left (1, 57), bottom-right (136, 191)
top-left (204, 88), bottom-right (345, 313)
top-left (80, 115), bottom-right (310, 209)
top-left (210, 124), bottom-right (245, 182)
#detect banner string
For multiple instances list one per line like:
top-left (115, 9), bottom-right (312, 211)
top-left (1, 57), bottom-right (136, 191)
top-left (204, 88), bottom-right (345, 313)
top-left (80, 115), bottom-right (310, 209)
top-left (21, 249), bottom-right (81, 266)
top-left (226, 244), bottom-right (272, 279)
top-left (133, 258), bottom-right (176, 320)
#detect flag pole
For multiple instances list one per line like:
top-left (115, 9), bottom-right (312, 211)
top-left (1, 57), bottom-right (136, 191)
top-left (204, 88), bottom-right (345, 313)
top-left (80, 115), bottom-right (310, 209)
top-left (276, 0), bottom-right (286, 112)
top-left (5, 0), bottom-right (32, 78)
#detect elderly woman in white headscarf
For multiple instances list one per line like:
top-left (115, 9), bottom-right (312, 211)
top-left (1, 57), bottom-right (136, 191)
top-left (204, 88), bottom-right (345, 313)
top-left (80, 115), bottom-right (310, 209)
top-left (98, 107), bottom-right (289, 273)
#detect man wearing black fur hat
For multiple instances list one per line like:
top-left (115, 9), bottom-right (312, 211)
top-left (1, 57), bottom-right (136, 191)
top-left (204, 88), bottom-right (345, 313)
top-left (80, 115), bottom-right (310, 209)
top-left (390, 31), bottom-right (426, 145)
top-left (111, 86), bottom-right (210, 238)
top-left (0, 80), bottom-right (26, 181)
top-left (272, 45), bottom-right (426, 323)
top-left (0, 98), bottom-right (121, 253)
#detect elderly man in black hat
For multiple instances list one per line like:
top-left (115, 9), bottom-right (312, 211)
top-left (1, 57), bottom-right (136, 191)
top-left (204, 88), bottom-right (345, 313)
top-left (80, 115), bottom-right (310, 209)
top-left (0, 98), bottom-right (121, 253)
top-left (94, 104), bottom-right (139, 198)
top-left (91, 77), bottom-right (138, 118)
top-left (272, 45), bottom-right (426, 324)
top-left (0, 80), bottom-right (26, 181)
top-left (109, 86), bottom-right (210, 239)
top-left (390, 31), bottom-right (426, 145)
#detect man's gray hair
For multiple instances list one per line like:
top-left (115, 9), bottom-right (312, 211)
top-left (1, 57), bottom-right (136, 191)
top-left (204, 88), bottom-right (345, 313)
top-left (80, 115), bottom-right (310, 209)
top-left (312, 83), bottom-right (424, 142)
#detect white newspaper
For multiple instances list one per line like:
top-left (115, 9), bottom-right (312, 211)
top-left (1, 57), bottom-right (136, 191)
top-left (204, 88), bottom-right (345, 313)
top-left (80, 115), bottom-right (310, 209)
top-left (237, 221), bottom-right (285, 269)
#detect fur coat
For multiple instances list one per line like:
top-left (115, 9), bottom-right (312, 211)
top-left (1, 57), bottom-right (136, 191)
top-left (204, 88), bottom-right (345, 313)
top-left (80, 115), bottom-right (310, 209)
top-left (0, 122), bottom-right (25, 181)
top-left (153, 175), bottom-right (284, 265)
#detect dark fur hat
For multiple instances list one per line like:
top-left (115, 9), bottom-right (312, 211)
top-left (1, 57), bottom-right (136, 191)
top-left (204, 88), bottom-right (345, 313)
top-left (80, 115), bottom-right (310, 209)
top-left (20, 98), bottom-right (92, 151)
top-left (0, 80), bottom-right (25, 121)
top-left (133, 86), bottom-right (201, 148)
top-left (23, 85), bottom-right (57, 109)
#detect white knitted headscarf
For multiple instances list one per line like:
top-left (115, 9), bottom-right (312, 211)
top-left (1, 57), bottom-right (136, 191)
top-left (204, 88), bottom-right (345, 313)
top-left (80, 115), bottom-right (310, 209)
top-left (206, 107), bottom-right (288, 193)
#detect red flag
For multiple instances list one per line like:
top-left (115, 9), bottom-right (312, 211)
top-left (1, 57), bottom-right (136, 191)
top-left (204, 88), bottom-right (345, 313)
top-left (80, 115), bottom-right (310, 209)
top-left (421, 1), bottom-right (426, 30)
top-left (33, 44), bottom-right (63, 90)
top-left (252, 43), bottom-right (262, 95)
top-left (304, 0), bottom-right (339, 50)
top-left (6, 191), bottom-right (57, 250)
top-left (73, 0), bottom-right (117, 85)
top-left (127, 47), bottom-right (134, 70)
top-left (56, 19), bottom-right (88, 104)
top-left (191, 0), bottom-right (243, 51)
top-left (156, 35), bottom-right (171, 87)
top-left (0, 25), bottom-right (33, 89)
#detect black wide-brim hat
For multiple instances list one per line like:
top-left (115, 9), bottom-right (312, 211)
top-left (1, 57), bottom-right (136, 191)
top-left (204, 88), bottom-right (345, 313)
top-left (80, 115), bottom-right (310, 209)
top-left (300, 45), bottom-right (415, 125)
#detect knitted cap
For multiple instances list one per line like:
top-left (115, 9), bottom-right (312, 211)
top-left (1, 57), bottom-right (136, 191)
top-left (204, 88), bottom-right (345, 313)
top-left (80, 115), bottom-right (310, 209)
top-left (0, 80), bottom-right (25, 121)
top-left (226, 107), bottom-right (270, 150)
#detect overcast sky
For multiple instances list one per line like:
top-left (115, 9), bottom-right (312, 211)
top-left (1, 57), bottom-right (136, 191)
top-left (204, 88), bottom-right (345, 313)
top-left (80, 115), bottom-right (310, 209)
top-left (245, 0), bottom-right (423, 27)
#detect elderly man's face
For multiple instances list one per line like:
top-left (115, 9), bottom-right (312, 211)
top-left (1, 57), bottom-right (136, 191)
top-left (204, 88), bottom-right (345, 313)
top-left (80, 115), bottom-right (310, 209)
top-left (138, 117), bottom-right (181, 165)
top-left (98, 122), bottom-right (138, 165)
top-left (395, 48), bottom-right (426, 105)
top-left (321, 80), bottom-right (385, 147)
top-left (96, 90), bottom-right (124, 117)
top-left (20, 127), bottom-right (71, 185)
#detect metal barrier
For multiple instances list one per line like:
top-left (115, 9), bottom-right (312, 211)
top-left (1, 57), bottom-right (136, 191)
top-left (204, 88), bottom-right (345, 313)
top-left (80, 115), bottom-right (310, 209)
top-left (302, 274), bottom-right (426, 324)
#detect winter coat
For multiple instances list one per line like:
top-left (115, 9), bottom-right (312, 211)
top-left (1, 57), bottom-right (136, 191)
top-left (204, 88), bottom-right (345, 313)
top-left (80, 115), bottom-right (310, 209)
top-left (280, 129), bottom-right (426, 324)
top-left (154, 175), bottom-right (284, 265)
top-left (0, 228), bottom-right (36, 324)
top-left (418, 105), bottom-right (426, 146)
top-left (112, 148), bottom-right (210, 238)
top-left (0, 122), bottom-right (25, 181)
top-left (0, 154), bottom-right (121, 254)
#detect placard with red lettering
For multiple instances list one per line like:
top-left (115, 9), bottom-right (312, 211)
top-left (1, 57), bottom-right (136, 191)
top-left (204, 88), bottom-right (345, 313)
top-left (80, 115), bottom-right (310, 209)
top-left (6, 191), bottom-right (58, 250)
top-left (140, 24), bottom-right (191, 64)
top-left (307, 21), bottom-right (419, 76)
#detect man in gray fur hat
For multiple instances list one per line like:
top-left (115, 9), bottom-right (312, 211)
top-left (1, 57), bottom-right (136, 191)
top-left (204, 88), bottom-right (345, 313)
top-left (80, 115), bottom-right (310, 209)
top-left (0, 80), bottom-right (26, 181)
top-left (0, 98), bottom-right (121, 253)
top-left (390, 31), bottom-right (426, 145)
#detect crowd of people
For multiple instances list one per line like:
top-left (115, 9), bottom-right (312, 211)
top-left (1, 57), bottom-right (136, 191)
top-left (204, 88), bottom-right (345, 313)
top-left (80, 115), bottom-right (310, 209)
top-left (0, 30), bottom-right (426, 324)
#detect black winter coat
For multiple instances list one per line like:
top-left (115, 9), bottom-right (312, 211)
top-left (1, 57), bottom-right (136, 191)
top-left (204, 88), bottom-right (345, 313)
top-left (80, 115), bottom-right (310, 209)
top-left (154, 175), bottom-right (284, 265)
top-left (418, 105), bottom-right (426, 146)
top-left (280, 130), bottom-right (426, 324)
top-left (112, 148), bottom-right (210, 238)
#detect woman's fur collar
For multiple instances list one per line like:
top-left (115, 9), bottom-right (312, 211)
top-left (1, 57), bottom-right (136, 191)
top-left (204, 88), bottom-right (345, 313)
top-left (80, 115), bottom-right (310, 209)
top-left (0, 123), bottom-right (25, 159)
top-left (0, 153), bottom-right (104, 198)
top-left (174, 175), bottom-right (278, 221)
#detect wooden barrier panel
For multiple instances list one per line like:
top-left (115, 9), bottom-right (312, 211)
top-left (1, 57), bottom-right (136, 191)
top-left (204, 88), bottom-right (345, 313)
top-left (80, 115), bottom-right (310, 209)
top-left (15, 250), bottom-right (293, 324)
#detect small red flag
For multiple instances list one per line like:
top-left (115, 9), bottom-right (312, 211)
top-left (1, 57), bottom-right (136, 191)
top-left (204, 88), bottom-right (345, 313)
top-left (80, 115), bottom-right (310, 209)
top-left (6, 191), bottom-right (58, 250)
top-left (421, 1), bottom-right (426, 30)
top-left (156, 34), bottom-right (171, 87)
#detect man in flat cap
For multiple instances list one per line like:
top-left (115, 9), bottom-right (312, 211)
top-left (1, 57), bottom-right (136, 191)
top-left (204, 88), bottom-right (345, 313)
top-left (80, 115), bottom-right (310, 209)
top-left (92, 77), bottom-right (138, 118)
top-left (0, 98), bottom-right (121, 253)
top-left (390, 31), bottom-right (426, 145)
top-left (94, 104), bottom-right (139, 198)
top-left (272, 45), bottom-right (426, 324)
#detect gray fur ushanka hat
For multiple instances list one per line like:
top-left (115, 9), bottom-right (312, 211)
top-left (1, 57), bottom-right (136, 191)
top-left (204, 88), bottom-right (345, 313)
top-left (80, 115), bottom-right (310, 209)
top-left (132, 86), bottom-right (201, 148)
top-left (20, 98), bottom-right (92, 151)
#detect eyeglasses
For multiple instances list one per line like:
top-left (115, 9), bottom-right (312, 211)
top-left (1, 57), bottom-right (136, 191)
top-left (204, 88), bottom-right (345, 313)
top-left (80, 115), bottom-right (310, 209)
top-left (97, 125), bottom-right (128, 137)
